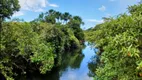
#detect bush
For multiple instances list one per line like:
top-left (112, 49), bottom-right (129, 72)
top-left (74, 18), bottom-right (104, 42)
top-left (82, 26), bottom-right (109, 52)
top-left (85, 4), bottom-right (142, 80)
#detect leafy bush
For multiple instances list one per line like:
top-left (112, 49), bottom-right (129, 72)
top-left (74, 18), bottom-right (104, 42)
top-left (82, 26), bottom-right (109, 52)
top-left (0, 22), bottom-right (55, 79)
top-left (85, 4), bottom-right (142, 80)
top-left (0, 9), bottom-right (85, 79)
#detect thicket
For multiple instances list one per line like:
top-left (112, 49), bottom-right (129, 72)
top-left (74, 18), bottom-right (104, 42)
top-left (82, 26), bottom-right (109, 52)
top-left (85, 3), bottom-right (142, 80)
top-left (0, 6), bottom-right (85, 80)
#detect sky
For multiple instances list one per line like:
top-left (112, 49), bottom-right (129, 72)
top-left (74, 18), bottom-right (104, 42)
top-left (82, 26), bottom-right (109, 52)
top-left (12, 0), bottom-right (141, 29)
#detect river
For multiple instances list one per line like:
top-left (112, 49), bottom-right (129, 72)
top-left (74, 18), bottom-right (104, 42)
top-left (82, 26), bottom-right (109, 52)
top-left (17, 42), bottom-right (98, 80)
top-left (59, 42), bottom-right (97, 80)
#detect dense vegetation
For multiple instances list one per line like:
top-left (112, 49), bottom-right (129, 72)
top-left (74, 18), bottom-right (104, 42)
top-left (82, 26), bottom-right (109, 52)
top-left (85, 3), bottom-right (142, 80)
top-left (15, 49), bottom-right (84, 80)
top-left (1, 0), bottom-right (142, 80)
top-left (0, 1), bottom-right (85, 79)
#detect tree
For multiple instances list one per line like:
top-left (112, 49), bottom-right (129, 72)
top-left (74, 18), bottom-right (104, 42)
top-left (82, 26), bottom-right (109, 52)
top-left (48, 9), bottom-right (56, 16)
top-left (0, 0), bottom-right (20, 30)
top-left (72, 16), bottom-right (84, 25)
top-left (1, 8), bottom-right (85, 79)
top-left (62, 12), bottom-right (72, 24)
top-left (44, 9), bottom-right (57, 24)
top-left (38, 12), bottom-right (44, 22)
top-left (55, 11), bottom-right (62, 23)
top-left (128, 3), bottom-right (142, 16)
top-left (85, 3), bottom-right (142, 80)
top-left (68, 16), bottom-right (85, 42)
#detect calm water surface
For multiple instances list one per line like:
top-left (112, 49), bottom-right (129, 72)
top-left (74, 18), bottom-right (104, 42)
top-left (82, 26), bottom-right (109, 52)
top-left (18, 42), bottom-right (98, 80)
top-left (59, 42), bottom-right (97, 80)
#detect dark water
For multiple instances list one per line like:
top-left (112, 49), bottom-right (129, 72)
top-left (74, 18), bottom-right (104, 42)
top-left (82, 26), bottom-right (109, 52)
top-left (17, 42), bottom-right (98, 80)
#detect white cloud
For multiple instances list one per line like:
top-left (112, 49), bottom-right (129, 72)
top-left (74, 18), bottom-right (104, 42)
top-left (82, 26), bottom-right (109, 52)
top-left (18, 0), bottom-right (59, 12)
top-left (98, 5), bottom-right (106, 12)
top-left (13, 11), bottom-right (24, 17)
top-left (48, 3), bottom-right (59, 7)
top-left (87, 19), bottom-right (104, 23)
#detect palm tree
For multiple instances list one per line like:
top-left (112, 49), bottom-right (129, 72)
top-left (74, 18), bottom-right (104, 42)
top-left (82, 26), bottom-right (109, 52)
top-left (62, 12), bottom-right (72, 24)
top-left (38, 12), bottom-right (44, 21)
top-left (45, 9), bottom-right (57, 24)
top-left (55, 11), bottom-right (62, 23)
top-left (48, 9), bottom-right (56, 16)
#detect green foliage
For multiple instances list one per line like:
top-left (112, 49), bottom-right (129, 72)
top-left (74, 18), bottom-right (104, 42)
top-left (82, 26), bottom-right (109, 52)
top-left (0, 0), bottom-right (20, 19)
top-left (85, 4), bottom-right (142, 80)
top-left (33, 9), bottom-right (85, 42)
top-left (0, 22), bottom-right (55, 79)
top-left (0, 0), bottom-right (20, 31)
top-left (31, 10), bottom-right (85, 68)
top-left (68, 16), bottom-right (85, 42)
top-left (128, 4), bottom-right (142, 16)
top-left (0, 8), bottom-right (84, 79)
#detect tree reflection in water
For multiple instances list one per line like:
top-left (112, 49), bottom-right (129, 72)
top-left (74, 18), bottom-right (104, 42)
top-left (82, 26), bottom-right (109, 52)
top-left (15, 48), bottom-right (84, 80)
top-left (87, 55), bottom-right (100, 77)
top-left (87, 42), bottom-right (100, 77)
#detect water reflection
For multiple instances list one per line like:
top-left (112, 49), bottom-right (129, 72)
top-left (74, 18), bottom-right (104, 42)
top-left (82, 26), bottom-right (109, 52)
top-left (88, 56), bottom-right (100, 77)
top-left (60, 49), bottom-right (84, 71)
top-left (16, 42), bottom-right (98, 80)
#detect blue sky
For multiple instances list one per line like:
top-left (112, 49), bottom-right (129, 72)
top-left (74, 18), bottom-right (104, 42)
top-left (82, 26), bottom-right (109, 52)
top-left (12, 0), bottom-right (140, 29)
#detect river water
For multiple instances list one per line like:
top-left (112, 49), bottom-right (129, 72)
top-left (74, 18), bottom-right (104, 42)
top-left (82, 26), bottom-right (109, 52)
top-left (59, 42), bottom-right (97, 80)
top-left (17, 42), bottom-right (98, 80)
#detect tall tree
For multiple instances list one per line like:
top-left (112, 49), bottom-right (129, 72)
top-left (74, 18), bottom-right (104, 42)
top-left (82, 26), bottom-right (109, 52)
top-left (73, 16), bottom-right (84, 25)
top-left (45, 9), bottom-right (57, 24)
top-left (38, 12), bottom-right (44, 21)
top-left (62, 12), bottom-right (72, 23)
top-left (55, 11), bottom-right (62, 23)
top-left (0, 0), bottom-right (20, 30)
top-left (48, 9), bottom-right (55, 15)
top-left (68, 16), bottom-right (85, 42)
